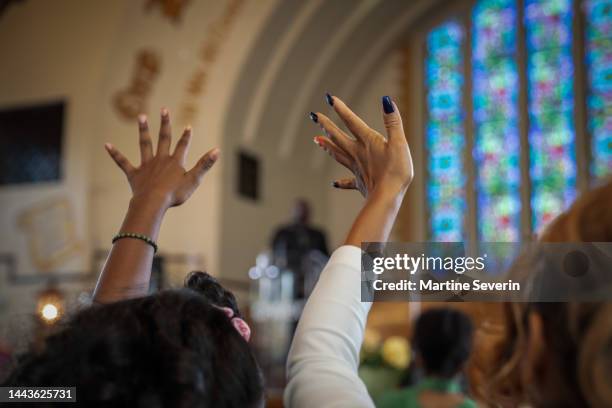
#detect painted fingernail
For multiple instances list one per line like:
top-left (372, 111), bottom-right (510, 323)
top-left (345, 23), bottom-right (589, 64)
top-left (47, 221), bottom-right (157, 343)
top-left (382, 96), bottom-right (394, 114)
top-left (325, 92), bottom-right (334, 107)
top-left (138, 114), bottom-right (147, 124)
top-left (332, 181), bottom-right (340, 188)
top-left (309, 112), bottom-right (318, 123)
top-left (313, 137), bottom-right (321, 146)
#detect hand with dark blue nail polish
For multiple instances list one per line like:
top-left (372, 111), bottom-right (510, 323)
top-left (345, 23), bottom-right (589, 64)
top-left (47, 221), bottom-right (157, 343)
top-left (382, 96), bottom-right (394, 114)
top-left (308, 94), bottom-right (414, 198)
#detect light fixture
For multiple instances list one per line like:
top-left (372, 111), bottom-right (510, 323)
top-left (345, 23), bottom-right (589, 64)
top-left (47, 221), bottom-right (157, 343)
top-left (36, 284), bottom-right (64, 324)
top-left (41, 303), bottom-right (58, 321)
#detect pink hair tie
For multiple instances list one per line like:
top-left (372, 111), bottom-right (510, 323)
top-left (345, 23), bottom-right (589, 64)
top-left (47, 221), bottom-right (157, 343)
top-left (217, 306), bottom-right (251, 342)
top-left (231, 317), bottom-right (251, 342)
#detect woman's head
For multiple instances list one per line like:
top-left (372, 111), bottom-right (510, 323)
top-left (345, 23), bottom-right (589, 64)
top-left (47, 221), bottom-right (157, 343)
top-left (413, 308), bottom-right (473, 378)
top-left (539, 177), bottom-right (612, 242)
top-left (6, 272), bottom-right (264, 407)
top-left (484, 179), bottom-right (612, 407)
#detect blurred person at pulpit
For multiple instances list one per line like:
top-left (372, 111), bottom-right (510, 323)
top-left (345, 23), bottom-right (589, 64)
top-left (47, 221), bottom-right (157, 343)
top-left (271, 198), bottom-right (329, 299)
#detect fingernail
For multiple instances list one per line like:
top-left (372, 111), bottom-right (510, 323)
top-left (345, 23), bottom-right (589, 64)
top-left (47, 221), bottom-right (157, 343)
top-left (309, 112), bottom-right (318, 123)
top-left (138, 114), bottom-right (147, 124)
top-left (325, 92), bottom-right (334, 107)
top-left (161, 108), bottom-right (169, 117)
top-left (313, 137), bottom-right (321, 146)
top-left (382, 96), bottom-right (394, 114)
top-left (332, 181), bottom-right (339, 188)
top-left (104, 143), bottom-right (113, 151)
top-left (186, 125), bottom-right (192, 132)
top-left (210, 148), bottom-right (220, 160)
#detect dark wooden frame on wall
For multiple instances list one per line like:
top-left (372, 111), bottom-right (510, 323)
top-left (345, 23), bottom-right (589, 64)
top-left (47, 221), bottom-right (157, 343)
top-left (237, 150), bottom-right (261, 201)
top-left (399, 0), bottom-right (596, 243)
top-left (0, 99), bottom-right (66, 187)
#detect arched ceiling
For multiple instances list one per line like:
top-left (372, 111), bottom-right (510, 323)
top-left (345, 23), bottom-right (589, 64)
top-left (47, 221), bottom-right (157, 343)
top-left (224, 0), bottom-right (438, 164)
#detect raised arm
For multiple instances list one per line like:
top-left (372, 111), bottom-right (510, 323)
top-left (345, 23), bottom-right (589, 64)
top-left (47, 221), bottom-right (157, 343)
top-left (284, 95), bottom-right (413, 407)
top-left (93, 109), bottom-right (219, 303)
top-left (324, 96), bottom-right (413, 245)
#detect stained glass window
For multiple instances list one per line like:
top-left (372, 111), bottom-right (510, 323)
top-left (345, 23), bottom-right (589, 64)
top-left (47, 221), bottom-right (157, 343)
top-left (585, 0), bottom-right (612, 181)
top-left (526, 0), bottom-right (577, 232)
top-left (473, 0), bottom-right (521, 241)
top-left (424, 0), bottom-right (607, 241)
top-left (425, 22), bottom-right (466, 241)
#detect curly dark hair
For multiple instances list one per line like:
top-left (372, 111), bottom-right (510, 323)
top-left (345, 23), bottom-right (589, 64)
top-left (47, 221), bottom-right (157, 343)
top-left (4, 272), bottom-right (264, 407)
top-left (183, 271), bottom-right (241, 317)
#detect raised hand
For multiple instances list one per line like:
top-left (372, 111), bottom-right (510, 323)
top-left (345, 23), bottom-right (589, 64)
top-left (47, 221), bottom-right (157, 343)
top-left (105, 108), bottom-right (219, 210)
top-left (310, 95), bottom-right (413, 198)
top-left (309, 94), bottom-right (414, 246)
top-left (94, 109), bottom-right (219, 303)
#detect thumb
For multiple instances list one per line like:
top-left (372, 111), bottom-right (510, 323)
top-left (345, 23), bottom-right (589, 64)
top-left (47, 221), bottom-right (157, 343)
top-left (105, 143), bottom-right (135, 176)
top-left (332, 178), bottom-right (357, 190)
top-left (187, 147), bottom-right (220, 182)
top-left (381, 96), bottom-right (404, 143)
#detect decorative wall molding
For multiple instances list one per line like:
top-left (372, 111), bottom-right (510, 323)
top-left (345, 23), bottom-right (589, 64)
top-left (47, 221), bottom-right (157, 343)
top-left (144, 0), bottom-right (191, 24)
top-left (178, 0), bottom-right (246, 125)
top-left (113, 49), bottom-right (161, 122)
top-left (17, 197), bottom-right (83, 273)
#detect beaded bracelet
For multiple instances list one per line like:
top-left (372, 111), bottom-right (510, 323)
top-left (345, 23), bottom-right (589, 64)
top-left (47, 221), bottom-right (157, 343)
top-left (112, 232), bottom-right (158, 253)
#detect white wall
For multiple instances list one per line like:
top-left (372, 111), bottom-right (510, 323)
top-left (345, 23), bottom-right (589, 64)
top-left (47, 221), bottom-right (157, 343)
top-left (218, 123), bottom-right (330, 285)
top-left (88, 0), bottom-right (278, 282)
top-left (0, 0), bottom-right (407, 329)
top-left (0, 0), bottom-right (279, 329)
top-left (0, 0), bottom-right (127, 345)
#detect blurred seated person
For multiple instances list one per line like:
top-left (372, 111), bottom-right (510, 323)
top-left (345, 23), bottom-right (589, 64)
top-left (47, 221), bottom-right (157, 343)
top-left (377, 308), bottom-right (476, 408)
top-left (271, 199), bottom-right (329, 298)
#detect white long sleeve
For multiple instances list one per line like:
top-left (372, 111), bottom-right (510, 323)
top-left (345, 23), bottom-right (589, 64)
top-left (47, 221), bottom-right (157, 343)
top-left (284, 245), bottom-right (374, 408)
